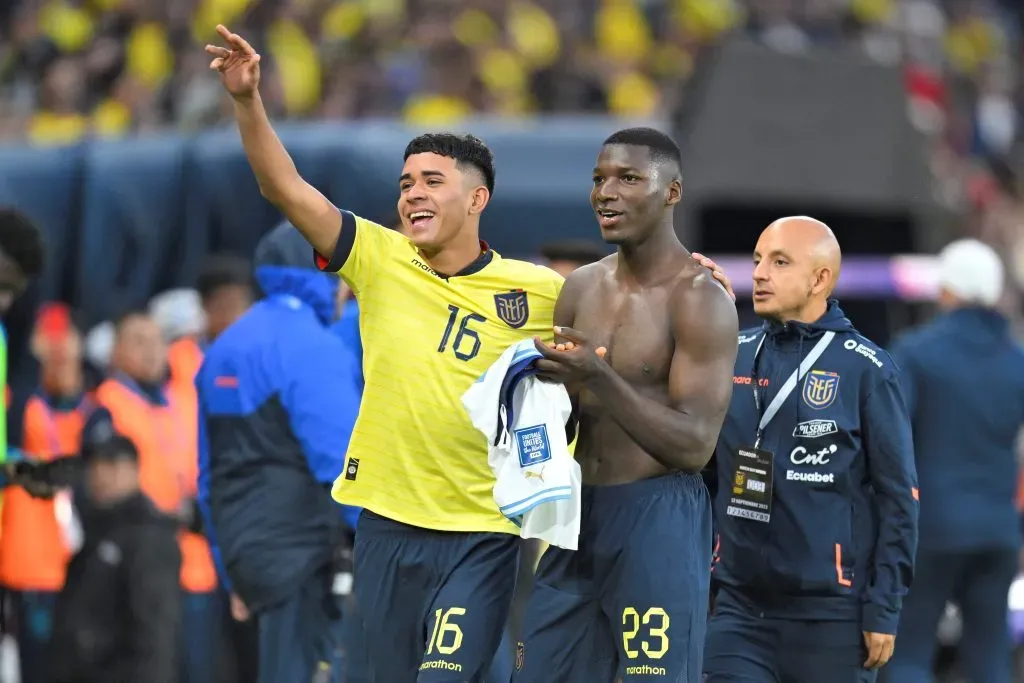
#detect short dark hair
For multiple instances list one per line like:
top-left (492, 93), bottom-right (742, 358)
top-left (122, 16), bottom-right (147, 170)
top-left (603, 128), bottom-right (682, 176)
top-left (195, 254), bottom-right (254, 302)
top-left (82, 433), bottom-right (139, 465)
top-left (0, 207), bottom-right (45, 277)
top-left (404, 133), bottom-right (496, 196)
top-left (539, 240), bottom-right (607, 266)
top-left (113, 307), bottom-right (152, 332)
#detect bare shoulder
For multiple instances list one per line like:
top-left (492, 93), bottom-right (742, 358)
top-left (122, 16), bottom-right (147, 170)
top-left (563, 255), bottom-right (615, 294)
top-left (670, 261), bottom-right (739, 351)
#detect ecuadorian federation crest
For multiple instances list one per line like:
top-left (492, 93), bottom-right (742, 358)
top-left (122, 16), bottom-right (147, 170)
top-left (494, 289), bottom-right (529, 329)
top-left (802, 370), bottom-right (839, 410)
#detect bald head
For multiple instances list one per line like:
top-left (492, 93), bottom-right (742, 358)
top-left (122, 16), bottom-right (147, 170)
top-left (763, 216), bottom-right (842, 289)
top-left (752, 216), bottom-right (842, 323)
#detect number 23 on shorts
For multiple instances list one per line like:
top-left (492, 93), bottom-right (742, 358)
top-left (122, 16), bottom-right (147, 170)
top-left (621, 606), bottom-right (670, 660)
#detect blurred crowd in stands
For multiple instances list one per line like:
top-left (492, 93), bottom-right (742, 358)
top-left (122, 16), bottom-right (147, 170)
top-left (1, 0), bottom-right (1024, 298)
top-left (0, 0), bottom-right (1017, 143)
top-left (2, 0), bottom-right (1024, 280)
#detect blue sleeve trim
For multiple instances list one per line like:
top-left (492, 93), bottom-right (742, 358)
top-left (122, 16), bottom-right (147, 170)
top-left (499, 486), bottom-right (574, 518)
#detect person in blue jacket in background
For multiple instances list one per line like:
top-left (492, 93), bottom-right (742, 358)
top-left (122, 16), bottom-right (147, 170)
top-left (196, 222), bottom-right (361, 683)
top-left (881, 239), bottom-right (1024, 683)
top-left (701, 216), bottom-right (918, 683)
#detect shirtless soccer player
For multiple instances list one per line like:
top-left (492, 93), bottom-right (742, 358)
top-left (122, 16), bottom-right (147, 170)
top-left (515, 128), bottom-right (739, 683)
top-left (207, 26), bottom-right (564, 683)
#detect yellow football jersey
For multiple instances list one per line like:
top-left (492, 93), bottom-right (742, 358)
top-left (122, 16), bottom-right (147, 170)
top-left (325, 212), bottom-right (563, 533)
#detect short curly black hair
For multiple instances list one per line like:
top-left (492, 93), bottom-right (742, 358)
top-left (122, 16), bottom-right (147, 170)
top-left (403, 133), bottom-right (496, 196)
top-left (0, 207), bottom-right (45, 277)
top-left (603, 127), bottom-right (682, 179)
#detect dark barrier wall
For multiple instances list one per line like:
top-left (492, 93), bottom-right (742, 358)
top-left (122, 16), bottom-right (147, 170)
top-left (0, 116), bottom-right (659, 327)
top-left (675, 39), bottom-right (947, 254)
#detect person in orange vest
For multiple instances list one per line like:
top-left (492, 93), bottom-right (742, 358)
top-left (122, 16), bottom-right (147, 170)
top-left (93, 309), bottom-right (219, 683)
top-left (150, 288), bottom-right (206, 392)
top-left (0, 303), bottom-right (91, 683)
top-left (159, 258), bottom-right (255, 683)
top-left (156, 257), bottom-right (254, 398)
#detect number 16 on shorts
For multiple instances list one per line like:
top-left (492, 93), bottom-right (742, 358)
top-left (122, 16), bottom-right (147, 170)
top-left (421, 607), bottom-right (466, 674)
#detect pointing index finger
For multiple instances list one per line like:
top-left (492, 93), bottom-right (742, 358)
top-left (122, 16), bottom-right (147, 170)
top-left (216, 24), bottom-right (256, 56)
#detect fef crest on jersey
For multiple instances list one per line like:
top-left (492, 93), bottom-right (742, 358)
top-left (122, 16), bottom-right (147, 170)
top-left (494, 290), bottom-right (529, 329)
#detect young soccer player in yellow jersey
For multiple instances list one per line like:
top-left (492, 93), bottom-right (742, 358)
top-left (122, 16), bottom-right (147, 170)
top-left (207, 25), bottom-right (563, 682)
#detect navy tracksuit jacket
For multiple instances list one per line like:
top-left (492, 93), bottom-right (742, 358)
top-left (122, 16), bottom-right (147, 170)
top-left (881, 306), bottom-right (1024, 683)
top-left (709, 301), bottom-right (919, 634)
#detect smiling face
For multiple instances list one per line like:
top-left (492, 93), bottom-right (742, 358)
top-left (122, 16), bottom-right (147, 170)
top-left (590, 144), bottom-right (681, 246)
top-left (397, 152), bottom-right (488, 253)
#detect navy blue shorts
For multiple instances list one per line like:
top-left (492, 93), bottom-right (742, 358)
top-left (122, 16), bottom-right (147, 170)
top-left (514, 472), bottom-right (712, 683)
top-left (703, 586), bottom-right (877, 683)
top-left (353, 510), bottom-right (520, 683)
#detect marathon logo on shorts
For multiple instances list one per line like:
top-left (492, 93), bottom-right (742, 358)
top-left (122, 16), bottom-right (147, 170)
top-left (494, 290), bottom-right (529, 328)
top-left (793, 419), bottom-right (838, 439)
top-left (344, 457), bottom-right (359, 481)
top-left (515, 425), bottom-right (552, 468)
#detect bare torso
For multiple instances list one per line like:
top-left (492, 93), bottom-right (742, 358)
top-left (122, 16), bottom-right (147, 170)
top-left (568, 253), bottom-right (705, 485)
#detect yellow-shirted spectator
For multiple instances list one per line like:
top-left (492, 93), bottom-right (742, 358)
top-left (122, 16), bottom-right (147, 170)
top-left (607, 70), bottom-right (660, 117)
top-left (126, 23), bottom-right (174, 89)
top-left (191, 0), bottom-right (252, 44)
top-left (945, 16), bottom-right (1000, 76)
top-left (507, 1), bottom-right (560, 70)
top-left (322, 2), bottom-right (367, 42)
top-left (38, 0), bottom-right (94, 54)
top-left (849, 0), bottom-right (895, 25)
top-left (674, 0), bottom-right (741, 43)
top-left (453, 8), bottom-right (500, 49)
top-left (267, 20), bottom-right (321, 116)
top-left (360, 0), bottom-right (405, 23)
top-left (28, 112), bottom-right (87, 147)
top-left (92, 98), bottom-right (132, 138)
top-left (651, 43), bottom-right (694, 80)
top-left (478, 48), bottom-right (529, 99)
top-left (28, 59), bottom-right (87, 147)
top-left (595, 0), bottom-right (652, 66)
top-left (402, 94), bottom-right (472, 126)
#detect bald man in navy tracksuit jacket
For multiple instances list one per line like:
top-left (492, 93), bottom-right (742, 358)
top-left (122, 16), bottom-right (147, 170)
top-left (704, 301), bottom-right (919, 682)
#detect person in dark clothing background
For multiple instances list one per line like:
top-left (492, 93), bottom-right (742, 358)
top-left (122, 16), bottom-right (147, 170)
top-left (49, 434), bottom-right (182, 683)
top-left (882, 239), bottom-right (1024, 683)
top-left (196, 222), bottom-right (361, 683)
top-left (537, 238), bottom-right (607, 278)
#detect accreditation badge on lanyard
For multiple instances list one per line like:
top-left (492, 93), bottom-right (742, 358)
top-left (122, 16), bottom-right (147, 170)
top-left (726, 331), bottom-right (836, 524)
